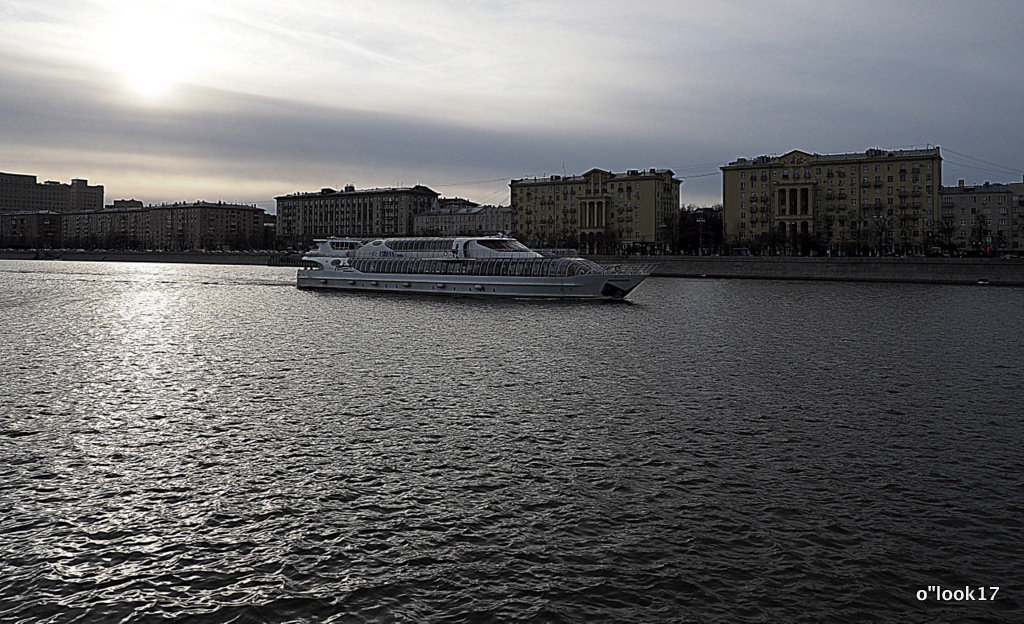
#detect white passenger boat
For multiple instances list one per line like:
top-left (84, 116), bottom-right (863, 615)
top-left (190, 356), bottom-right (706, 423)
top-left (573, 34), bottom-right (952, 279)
top-left (297, 236), bottom-right (655, 300)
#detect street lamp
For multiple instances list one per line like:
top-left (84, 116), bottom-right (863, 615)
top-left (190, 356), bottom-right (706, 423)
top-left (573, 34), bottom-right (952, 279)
top-left (696, 216), bottom-right (705, 256)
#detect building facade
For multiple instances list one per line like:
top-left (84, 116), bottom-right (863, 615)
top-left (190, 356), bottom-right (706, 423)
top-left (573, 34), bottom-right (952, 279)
top-left (722, 148), bottom-right (942, 255)
top-left (57, 201), bottom-right (266, 250)
top-left (275, 184), bottom-right (440, 248)
top-left (146, 202), bottom-right (265, 251)
top-left (0, 172), bottom-right (103, 213)
top-left (939, 180), bottom-right (1024, 254)
top-left (0, 211), bottom-right (62, 248)
top-left (414, 199), bottom-right (512, 236)
top-left (510, 168), bottom-right (681, 253)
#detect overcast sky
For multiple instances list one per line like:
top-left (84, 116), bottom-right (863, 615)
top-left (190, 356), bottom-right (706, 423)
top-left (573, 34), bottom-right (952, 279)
top-left (2, 0), bottom-right (1023, 212)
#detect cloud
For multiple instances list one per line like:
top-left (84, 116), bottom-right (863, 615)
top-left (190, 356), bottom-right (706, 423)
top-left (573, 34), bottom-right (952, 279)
top-left (1, 1), bottom-right (1023, 206)
top-left (1, 53), bottom-right (711, 205)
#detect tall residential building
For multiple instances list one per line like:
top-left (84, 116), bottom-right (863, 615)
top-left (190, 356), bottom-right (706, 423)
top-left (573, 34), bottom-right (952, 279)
top-left (274, 184), bottom-right (439, 247)
top-left (939, 179), bottom-right (1024, 254)
top-left (0, 172), bottom-right (104, 213)
top-left (0, 211), bottom-right (62, 248)
top-left (510, 168), bottom-right (681, 253)
top-left (146, 202), bottom-right (265, 251)
top-left (60, 201), bottom-right (265, 250)
top-left (721, 148), bottom-right (942, 255)
top-left (414, 199), bottom-right (512, 236)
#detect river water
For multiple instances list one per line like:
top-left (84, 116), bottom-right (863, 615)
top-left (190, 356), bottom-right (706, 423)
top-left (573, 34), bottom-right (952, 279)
top-left (1, 260), bottom-right (1021, 623)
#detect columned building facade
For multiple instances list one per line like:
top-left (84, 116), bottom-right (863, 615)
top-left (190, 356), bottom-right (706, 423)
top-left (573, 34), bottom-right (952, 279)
top-left (722, 148), bottom-right (942, 255)
top-left (510, 168), bottom-right (680, 253)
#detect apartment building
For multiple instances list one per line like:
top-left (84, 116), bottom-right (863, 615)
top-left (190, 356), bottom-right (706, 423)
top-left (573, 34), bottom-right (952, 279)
top-left (59, 201), bottom-right (265, 250)
top-left (510, 168), bottom-right (681, 253)
top-left (939, 180), bottom-right (1024, 254)
top-left (0, 172), bottom-right (103, 213)
top-left (414, 199), bottom-right (512, 236)
top-left (275, 184), bottom-right (439, 247)
top-left (0, 211), bottom-right (62, 247)
top-left (722, 148), bottom-right (942, 255)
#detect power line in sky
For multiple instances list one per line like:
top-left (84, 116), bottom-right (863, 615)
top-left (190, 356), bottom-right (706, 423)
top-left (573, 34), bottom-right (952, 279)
top-left (941, 147), bottom-right (1022, 182)
top-left (675, 171), bottom-right (721, 179)
top-left (431, 176), bottom-right (512, 188)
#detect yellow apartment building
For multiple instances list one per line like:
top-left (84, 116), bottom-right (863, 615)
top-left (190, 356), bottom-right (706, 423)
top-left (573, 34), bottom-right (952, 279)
top-left (722, 148), bottom-right (942, 255)
top-left (510, 168), bottom-right (680, 253)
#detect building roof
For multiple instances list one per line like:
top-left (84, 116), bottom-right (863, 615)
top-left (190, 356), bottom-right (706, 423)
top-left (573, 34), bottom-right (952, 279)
top-left (420, 204), bottom-right (506, 216)
top-left (940, 182), bottom-right (1013, 195)
top-left (723, 147), bottom-right (942, 169)
top-left (275, 184), bottom-right (438, 200)
top-left (511, 168), bottom-right (678, 185)
top-left (147, 201), bottom-right (263, 211)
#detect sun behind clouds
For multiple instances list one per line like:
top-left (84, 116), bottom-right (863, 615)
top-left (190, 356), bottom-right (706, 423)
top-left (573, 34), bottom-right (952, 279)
top-left (100, 5), bottom-right (200, 100)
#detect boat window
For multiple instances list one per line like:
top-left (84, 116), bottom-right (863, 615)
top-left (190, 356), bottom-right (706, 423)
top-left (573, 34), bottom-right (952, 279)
top-left (383, 238), bottom-right (459, 253)
top-left (476, 239), bottom-right (530, 252)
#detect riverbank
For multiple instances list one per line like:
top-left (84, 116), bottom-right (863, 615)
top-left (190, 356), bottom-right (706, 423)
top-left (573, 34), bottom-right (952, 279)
top-left (4, 250), bottom-right (1024, 285)
top-left (592, 254), bottom-right (1024, 286)
top-left (0, 249), bottom-right (307, 266)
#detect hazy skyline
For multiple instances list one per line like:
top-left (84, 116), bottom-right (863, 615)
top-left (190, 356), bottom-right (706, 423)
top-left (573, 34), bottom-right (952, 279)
top-left (2, 0), bottom-right (1023, 212)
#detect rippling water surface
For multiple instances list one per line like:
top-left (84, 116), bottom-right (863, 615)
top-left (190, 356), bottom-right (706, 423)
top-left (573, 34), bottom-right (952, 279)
top-left (1, 260), bottom-right (1021, 623)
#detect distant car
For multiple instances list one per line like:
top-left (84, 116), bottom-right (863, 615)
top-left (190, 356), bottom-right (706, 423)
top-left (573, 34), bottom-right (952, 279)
top-left (1001, 253), bottom-right (1020, 259)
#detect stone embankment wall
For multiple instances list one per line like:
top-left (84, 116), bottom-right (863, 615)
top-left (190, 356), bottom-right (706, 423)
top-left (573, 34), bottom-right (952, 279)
top-left (0, 250), bottom-right (309, 266)
top-left (591, 255), bottom-right (1024, 286)
top-left (4, 250), bottom-right (1023, 285)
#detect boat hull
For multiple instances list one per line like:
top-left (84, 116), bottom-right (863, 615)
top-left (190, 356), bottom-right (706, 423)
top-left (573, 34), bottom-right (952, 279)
top-left (296, 269), bottom-right (646, 300)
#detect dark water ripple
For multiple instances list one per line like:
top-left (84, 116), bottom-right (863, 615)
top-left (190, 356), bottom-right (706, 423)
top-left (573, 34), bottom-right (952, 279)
top-left (1, 260), bottom-right (1022, 623)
